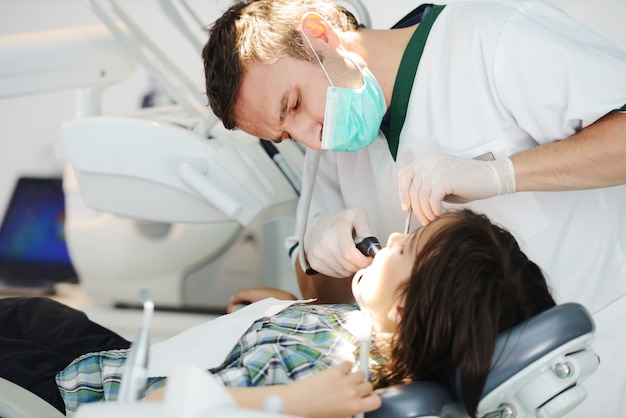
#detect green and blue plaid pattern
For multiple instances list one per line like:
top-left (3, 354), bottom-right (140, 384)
top-left (210, 304), bottom-right (366, 387)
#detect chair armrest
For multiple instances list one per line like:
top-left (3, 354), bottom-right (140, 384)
top-left (0, 377), bottom-right (65, 418)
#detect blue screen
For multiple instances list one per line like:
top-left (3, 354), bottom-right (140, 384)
top-left (0, 177), bottom-right (77, 281)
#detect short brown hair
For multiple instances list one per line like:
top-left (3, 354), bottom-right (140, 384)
top-left (202, 0), bottom-right (360, 130)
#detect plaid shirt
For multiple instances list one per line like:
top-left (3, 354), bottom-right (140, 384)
top-left (209, 304), bottom-right (370, 386)
top-left (56, 303), bottom-right (374, 416)
top-left (55, 349), bottom-right (166, 417)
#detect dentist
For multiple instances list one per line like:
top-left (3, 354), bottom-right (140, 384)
top-left (203, 0), bottom-right (626, 307)
top-left (202, 1), bottom-right (626, 415)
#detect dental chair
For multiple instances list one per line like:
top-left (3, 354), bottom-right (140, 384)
top-left (0, 378), bottom-right (66, 418)
top-left (0, 302), bottom-right (598, 418)
top-left (366, 302), bottom-right (599, 418)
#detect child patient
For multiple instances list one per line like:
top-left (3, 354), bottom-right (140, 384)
top-left (0, 209), bottom-right (554, 418)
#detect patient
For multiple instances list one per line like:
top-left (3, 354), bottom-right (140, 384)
top-left (224, 208), bottom-right (556, 415)
top-left (0, 209), bottom-right (554, 418)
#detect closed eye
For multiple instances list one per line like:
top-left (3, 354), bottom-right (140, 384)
top-left (400, 230), bottom-right (420, 255)
top-left (294, 92), bottom-right (301, 110)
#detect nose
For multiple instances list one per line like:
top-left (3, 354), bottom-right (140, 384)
top-left (297, 135), bottom-right (321, 150)
top-left (387, 232), bottom-right (405, 248)
top-left (285, 115), bottom-right (322, 150)
top-left (290, 128), bottom-right (321, 150)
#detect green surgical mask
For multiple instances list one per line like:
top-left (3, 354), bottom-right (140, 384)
top-left (302, 32), bottom-right (386, 152)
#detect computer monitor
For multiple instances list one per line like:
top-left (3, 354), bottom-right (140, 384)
top-left (0, 176), bottom-right (78, 295)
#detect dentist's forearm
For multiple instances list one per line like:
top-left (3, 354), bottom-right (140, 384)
top-left (511, 111), bottom-right (626, 192)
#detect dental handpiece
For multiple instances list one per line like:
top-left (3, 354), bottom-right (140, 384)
top-left (305, 236), bottom-right (381, 276)
top-left (354, 236), bottom-right (382, 257)
top-left (118, 289), bottom-right (153, 402)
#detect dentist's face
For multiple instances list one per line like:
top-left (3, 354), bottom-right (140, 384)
top-left (352, 218), bottom-right (451, 333)
top-left (233, 50), bottom-right (363, 149)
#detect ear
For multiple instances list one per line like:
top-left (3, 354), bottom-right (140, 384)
top-left (388, 304), bottom-right (404, 326)
top-left (301, 12), bottom-right (342, 49)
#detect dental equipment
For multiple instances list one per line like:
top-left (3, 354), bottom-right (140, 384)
top-left (52, 0), bottom-right (302, 310)
top-left (62, 120), bottom-right (304, 309)
top-left (118, 289), bottom-right (154, 402)
top-left (0, 10), bottom-right (277, 312)
top-left (86, 0), bottom-right (213, 132)
top-left (354, 236), bottom-right (382, 257)
top-left (61, 0), bottom-right (303, 226)
top-left (156, 0), bottom-right (205, 53)
top-left (403, 206), bottom-right (412, 234)
top-left (302, 234), bottom-right (381, 276)
top-left (260, 140), bottom-right (303, 195)
top-left (0, 23), bottom-right (135, 113)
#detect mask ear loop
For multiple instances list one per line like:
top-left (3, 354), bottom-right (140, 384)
top-left (301, 30), bottom-right (334, 86)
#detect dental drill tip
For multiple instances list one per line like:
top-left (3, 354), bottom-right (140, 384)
top-left (355, 236), bottom-right (382, 257)
top-left (368, 243), bottom-right (381, 256)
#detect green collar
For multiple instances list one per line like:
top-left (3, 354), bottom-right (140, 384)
top-left (381, 5), bottom-right (446, 160)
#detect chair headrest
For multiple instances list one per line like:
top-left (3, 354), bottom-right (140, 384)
top-left (366, 303), bottom-right (595, 418)
top-left (455, 302), bottom-right (595, 400)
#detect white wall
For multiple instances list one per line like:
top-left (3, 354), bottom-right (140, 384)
top-left (0, 0), bottom-right (624, 212)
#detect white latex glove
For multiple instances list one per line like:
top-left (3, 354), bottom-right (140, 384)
top-left (398, 154), bottom-right (516, 225)
top-left (303, 208), bottom-right (374, 278)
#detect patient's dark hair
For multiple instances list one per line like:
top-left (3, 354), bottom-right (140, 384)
top-left (373, 209), bottom-right (555, 417)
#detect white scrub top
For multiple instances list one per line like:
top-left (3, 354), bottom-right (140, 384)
top-left (288, 0), bottom-right (626, 415)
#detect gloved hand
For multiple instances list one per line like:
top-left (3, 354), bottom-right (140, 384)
top-left (398, 154), bottom-right (516, 225)
top-left (303, 208), bottom-right (374, 278)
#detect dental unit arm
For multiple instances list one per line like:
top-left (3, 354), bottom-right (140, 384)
top-left (0, 22), bottom-right (136, 109)
top-left (50, 0), bottom-right (307, 310)
top-left (60, 108), bottom-right (303, 310)
top-left (61, 115), bottom-right (300, 226)
top-left (62, 0), bottom-right (302, 227)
